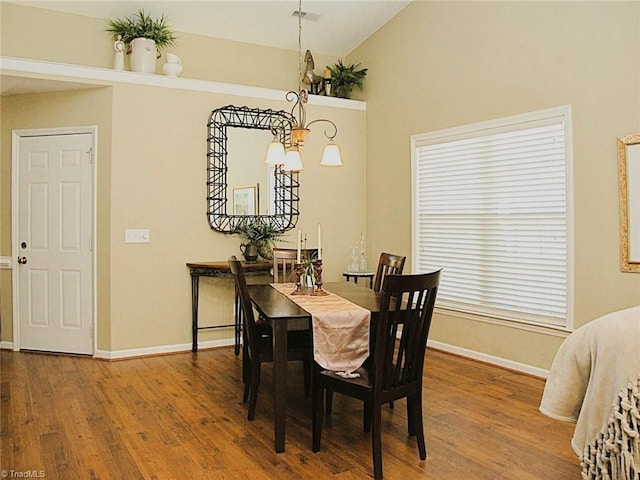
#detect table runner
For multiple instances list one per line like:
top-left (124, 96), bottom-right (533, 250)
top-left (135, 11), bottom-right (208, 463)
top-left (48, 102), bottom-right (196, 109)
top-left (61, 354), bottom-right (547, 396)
top-left (270, 283), bottom-right (370, 372)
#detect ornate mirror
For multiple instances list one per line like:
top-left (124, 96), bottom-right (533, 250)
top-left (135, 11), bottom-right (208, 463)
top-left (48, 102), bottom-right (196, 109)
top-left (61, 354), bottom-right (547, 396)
top-left (207, 105), bottom-right (300, 233)
top-left (618, 133), bottom-right (640, 272)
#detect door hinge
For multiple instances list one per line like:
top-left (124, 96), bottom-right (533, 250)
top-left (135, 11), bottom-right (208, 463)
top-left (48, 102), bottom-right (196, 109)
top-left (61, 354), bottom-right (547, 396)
top-left (87, 147), bottom-right (94, 164)
top-left (89, 324), bottom-right (94, 339)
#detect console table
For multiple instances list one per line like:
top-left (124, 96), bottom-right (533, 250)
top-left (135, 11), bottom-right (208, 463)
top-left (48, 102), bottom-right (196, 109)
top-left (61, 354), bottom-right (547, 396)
top-left (342, 270), bottom-right (376, 289)
top-left (186, 261), bottom-right (272, 352)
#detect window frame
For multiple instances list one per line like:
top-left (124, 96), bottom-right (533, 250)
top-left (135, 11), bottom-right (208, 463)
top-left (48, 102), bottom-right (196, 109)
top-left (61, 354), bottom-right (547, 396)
top-left (411, 105), bottom-right (574, 332)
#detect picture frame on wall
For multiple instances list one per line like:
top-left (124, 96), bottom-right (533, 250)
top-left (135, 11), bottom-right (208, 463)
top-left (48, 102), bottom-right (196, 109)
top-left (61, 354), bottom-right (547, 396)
top-left (233, 184), bottom-right (258, 215)
top-left (617, 134), bottom-right (640, 273)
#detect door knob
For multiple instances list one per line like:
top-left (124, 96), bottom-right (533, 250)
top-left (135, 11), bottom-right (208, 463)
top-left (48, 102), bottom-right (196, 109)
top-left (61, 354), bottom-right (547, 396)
top-left (17, 256), bottom-right (27, 265)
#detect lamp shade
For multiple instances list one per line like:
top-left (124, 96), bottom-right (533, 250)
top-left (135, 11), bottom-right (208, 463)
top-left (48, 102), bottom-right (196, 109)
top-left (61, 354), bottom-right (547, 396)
top-left (265, 138), bottom-right (286, 165)
top-left (283, 149), bottom-right (304, 172)
top-left (320, 142), bottom-right (343, 166)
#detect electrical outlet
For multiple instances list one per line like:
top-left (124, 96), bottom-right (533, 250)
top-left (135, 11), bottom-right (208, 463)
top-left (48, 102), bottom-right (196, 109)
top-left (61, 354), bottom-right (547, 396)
top-left (125, 229), bottom-right (150, 243)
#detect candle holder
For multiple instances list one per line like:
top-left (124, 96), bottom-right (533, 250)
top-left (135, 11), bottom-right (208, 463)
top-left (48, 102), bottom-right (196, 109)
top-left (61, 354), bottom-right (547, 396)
top-left (311, 259), bottom-right (329, 296)
top-left (290, 263), bottom-right (306, 295)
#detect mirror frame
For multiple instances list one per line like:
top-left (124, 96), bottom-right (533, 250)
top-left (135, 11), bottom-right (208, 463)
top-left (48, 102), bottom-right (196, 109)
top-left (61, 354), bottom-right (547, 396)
top-left (617, 133), bottom-right (640, 273)
top-left (207, 105), bottom-right (300, 233)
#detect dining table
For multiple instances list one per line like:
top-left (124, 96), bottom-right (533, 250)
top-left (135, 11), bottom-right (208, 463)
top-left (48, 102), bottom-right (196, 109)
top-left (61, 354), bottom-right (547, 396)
top-left (248, 280), bottom-right (382, 453)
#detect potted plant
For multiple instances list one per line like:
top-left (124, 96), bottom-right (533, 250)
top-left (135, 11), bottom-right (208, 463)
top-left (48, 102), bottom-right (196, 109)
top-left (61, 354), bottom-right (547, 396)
top-left (106, 9), bottom-right (177, 74)
top-left (234, 222), bottom-right (283, 261)
top-left (326, 60), bottom-right (368, 99)
top-left (300, 251), bottom-right (319, 287)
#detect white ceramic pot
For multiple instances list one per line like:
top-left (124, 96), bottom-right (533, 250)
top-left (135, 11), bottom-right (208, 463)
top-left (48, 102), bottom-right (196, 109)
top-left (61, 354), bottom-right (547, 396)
top-left (130, 38), bottom-right (157, 73)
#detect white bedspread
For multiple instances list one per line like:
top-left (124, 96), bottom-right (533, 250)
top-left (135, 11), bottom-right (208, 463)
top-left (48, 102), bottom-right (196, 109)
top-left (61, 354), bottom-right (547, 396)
top-left (539, 305), bottom-right (640, 478)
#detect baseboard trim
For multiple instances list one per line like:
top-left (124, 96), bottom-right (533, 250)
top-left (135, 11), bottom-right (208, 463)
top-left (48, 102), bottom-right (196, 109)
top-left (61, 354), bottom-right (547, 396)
top-left (94, 338), bottom-right (235, 360)
top-left (427, 339), bottom-right (549, 378)
top-left (4, 336), bottom-right (549, 378)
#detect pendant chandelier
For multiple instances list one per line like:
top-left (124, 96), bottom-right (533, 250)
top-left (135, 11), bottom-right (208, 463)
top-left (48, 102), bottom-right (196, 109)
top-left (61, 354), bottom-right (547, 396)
top-left (264, 0), bottom-right (343, 172)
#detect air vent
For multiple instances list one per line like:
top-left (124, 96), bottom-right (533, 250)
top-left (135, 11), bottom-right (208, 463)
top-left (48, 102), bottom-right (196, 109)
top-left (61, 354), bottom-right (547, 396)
top-left (291, 9), bottom-right (320, 21)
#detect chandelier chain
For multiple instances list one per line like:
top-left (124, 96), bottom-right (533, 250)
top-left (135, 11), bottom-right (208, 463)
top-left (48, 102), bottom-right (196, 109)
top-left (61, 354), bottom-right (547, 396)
top-left (263, 0), bottom-right (342, 170)
top-left (297, 0), bottom-right (302, 93)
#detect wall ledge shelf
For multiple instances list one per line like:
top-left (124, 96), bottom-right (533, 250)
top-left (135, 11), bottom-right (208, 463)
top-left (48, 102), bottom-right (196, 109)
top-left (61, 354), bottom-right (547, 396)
top-left (0, 56), bottom-right (366, 111)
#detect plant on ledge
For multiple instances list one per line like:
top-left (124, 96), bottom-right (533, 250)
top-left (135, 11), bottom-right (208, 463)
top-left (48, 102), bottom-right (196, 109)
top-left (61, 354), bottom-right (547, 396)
top-left (233, 222), bottom-right (283, 261)
top-left (326, 60), bottom-right (368, 99)
top-left (106, 8), bottom-right (177, 50)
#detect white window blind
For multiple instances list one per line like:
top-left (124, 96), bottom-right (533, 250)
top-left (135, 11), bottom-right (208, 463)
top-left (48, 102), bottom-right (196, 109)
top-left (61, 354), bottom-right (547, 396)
top-left (412, 106), bottom-right (572, 328)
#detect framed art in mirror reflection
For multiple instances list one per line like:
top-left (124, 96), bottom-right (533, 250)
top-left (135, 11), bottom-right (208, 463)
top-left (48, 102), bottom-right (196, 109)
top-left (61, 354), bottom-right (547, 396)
top-left (233, 185), bottom-right (258, 216)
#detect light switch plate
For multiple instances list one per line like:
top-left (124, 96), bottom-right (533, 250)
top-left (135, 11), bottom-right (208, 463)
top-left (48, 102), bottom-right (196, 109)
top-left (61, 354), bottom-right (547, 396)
top-left (125, 228), bottom-right (150, 243)
top-left (0, 256), bottom-right (12, 269)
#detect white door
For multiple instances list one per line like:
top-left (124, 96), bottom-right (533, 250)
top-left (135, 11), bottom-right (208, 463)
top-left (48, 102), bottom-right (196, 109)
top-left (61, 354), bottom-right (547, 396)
top-left (16, 132), bottom-right (93, 355)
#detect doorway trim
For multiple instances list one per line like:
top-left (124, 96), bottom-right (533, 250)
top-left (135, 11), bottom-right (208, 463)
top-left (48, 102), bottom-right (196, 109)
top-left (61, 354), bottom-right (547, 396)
top-left (11, 126), bottom-right (98, 355)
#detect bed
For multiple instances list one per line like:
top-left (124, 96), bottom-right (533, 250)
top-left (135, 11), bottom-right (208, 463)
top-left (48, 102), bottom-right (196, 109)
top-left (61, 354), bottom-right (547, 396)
top-left (539, 305), bottom-right (640, 480)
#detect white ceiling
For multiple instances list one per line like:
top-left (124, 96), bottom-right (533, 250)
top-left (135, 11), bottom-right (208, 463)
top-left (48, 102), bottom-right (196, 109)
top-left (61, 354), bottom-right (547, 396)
top-left (12, 0), bottom-right (411, 57)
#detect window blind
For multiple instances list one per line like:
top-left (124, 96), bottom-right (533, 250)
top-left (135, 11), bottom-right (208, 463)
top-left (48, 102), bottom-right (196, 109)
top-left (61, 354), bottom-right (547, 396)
top-left (412, 107), bottom-right (572, 327)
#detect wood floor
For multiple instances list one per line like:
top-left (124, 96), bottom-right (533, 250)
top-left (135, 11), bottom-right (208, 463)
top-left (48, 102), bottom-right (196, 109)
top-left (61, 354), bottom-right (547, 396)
top-left (1, 347), bottom-right (579, 479)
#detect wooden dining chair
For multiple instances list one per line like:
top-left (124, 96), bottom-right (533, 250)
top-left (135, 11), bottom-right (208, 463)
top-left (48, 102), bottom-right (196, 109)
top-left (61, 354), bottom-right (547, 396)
top-left (272, 248), bottom-right (318, 283)
top-left (311, 270), bottom-right (441, 480)
top-left (324, 252), bottom-right (406, 415)
top-left (229, 256), bottom-right (313, 421)
top-left (373, 252), bottom-right (406, 292)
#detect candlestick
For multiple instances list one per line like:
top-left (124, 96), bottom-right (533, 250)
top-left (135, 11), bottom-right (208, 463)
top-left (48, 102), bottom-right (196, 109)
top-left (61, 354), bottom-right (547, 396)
top-left (311, 259), bottom-right (329, 296)
top-left (297, 229), bottom-right (301, 263)
top-left (291, 263), bottom-right (305, 295)
top-left (317, 223), bottom-right (322, 260)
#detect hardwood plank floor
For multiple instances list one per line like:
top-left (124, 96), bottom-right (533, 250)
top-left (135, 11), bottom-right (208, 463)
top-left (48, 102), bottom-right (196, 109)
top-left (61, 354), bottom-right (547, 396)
top-left (0, 348), bottom-right (579, 479)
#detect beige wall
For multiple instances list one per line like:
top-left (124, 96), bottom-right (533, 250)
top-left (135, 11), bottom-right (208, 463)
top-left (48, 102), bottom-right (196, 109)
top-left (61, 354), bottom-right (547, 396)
top-left (351, 1), bottom-right (640, 369)
top-left (0, 4), bottom-right (366, 353)
top-left (3, 1), bottom-right (638, 369)
top-left (0, 84), bottom-right (365, 352)
top-left (0, 2), bottom-right (336, 92)
top-left (106, 84), bottom-right (365, 351)
top-left (1, 87), bottom-right (114, 350)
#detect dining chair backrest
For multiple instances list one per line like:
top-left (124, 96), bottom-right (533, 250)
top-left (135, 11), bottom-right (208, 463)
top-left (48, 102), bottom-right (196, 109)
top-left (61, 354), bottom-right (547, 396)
top-left (311, 269), bottom-right (442, 479)
top-left (228, 256), bottom-right (259, 354)
top-left (272, 248), bottom-right (318, 283)
top-left (373, 252), bottom-right (406, 292)
top-left (229, 255), bottom-right (313, 421)
top-left (374, 270), bottom-right (441, 395)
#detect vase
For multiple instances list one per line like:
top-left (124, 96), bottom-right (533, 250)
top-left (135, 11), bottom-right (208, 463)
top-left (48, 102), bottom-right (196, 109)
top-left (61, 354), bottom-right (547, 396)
top-left (239, 243), bottom-right (259, 262)
top-left (130, 38), bottom-right (157, 73)
top-left (302, 273), bottom-right (315, 288)
top-left (334, 85), bottom-right (352, 99)
top-left (258, 244), bottom-right (273, 260)
top-left (162, 53), bottom-right (183, 77)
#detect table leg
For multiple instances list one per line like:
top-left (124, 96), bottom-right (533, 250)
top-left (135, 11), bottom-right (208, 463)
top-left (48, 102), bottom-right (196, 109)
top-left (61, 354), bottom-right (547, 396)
top-left (272, 319), bottom-right (288, 453)
top-left (191, 274), bottom-right (199, 352)
top-left (234, 283), bottom-right (241, 356)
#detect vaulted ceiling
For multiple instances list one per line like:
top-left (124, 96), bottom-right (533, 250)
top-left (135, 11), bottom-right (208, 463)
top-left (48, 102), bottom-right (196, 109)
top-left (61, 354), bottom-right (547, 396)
top-left (12, 0), bottom-right (411, 57)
